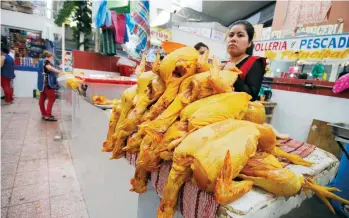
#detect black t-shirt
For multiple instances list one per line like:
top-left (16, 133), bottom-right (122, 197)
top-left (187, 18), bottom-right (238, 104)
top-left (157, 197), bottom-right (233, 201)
top-left (43, 60), bottom-right (52, 86)
top-left (234, 57), bottom-right (265, 101)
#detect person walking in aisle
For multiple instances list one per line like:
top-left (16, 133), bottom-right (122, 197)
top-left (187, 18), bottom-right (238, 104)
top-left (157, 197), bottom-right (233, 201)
top-left (1, 47), bottom-right (15, 105)
top-left (37, 51), bottom-right (62, 121)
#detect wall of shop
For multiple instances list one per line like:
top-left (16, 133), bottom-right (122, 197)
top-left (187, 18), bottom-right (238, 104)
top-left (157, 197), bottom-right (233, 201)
top-left (272, 1), bottom-right (349, 33)
top-left (171, 28), bottom-right (228, 60)
top-left (1, 9), bottom-right (62, 39)
top-left (271, 89), bottom-right (349, 141)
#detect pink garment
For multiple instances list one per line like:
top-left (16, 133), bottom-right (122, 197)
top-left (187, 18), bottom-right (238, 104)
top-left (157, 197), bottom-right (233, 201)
top-left (333, 73), bottom-right (349, 94)
top-left (110, 11), bottom-right (126, 44)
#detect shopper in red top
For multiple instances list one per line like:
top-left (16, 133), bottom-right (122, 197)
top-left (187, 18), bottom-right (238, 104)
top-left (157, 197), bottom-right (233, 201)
top-left (224, 20), bottom-right (266, 101)
top-left (38, 51), bottom-right (62, 121)
top-left (1, 47), bottom-right (15, 105)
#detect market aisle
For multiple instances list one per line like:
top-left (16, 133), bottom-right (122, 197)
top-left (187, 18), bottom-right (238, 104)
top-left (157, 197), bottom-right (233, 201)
top-left (1, 98), bottom-right (89, 218)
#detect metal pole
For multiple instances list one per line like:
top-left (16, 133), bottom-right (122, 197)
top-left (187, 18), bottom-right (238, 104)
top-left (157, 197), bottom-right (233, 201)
top-left (62, 23), bottom-right (65, 73)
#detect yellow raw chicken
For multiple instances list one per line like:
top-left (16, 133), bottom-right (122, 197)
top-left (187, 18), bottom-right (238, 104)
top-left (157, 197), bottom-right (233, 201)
top-left (239, 152), bottom-right (349, 214)
top-left (158, 120), bottom-right (260, 217)
top-left (243, 101), bottom-right (266, 124)
top-left (110, 70), bottom-right (165, 159)
top-left (130, 92), bottom-right (251, 194)
top-left (138, 57), bottom-right (240, 146)
top-left (110, 56), bottom-right (166, 159)
top-left (92, 95), bottom-right (113, 105)
top-left (141, 47), bottom-right (199, 122)
top-left (102, 85), bottom-right (138, 152)
top-left (102, 100), bottom-right (122, 150)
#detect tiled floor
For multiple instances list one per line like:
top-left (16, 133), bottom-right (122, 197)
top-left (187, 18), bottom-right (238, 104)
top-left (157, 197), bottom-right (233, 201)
top-left (1, 98), bottom-right (88, 218)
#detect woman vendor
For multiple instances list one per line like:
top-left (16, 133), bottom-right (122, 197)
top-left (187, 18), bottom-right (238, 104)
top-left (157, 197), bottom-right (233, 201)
top-left (224, 20), bottom-right (266, 101)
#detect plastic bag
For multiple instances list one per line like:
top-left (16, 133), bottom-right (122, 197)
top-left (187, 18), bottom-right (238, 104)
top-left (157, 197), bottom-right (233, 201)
top-left (333, 73), bottom-right (349, 94)
top-left (117, 57), bottom-right (136, 67)
top-left (95, 0), bottom-right (107, 28)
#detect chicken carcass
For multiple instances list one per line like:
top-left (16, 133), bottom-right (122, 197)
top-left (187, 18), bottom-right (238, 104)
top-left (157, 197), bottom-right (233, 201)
top-left (139, 57), bottom-right (240, 144)
top-left (102, 100), bottom-right (122, 150)
top-left (239, 152), bottom-right (349, 214)
top-left (110, 58), bottom-right (166, 159)
top-left (130, 93), bottom-right (251, 194)
top-left (141, 47), bottom-right (199, 122)
top-left (158, 119), bottom-right (260, 217)
top-left (102, 85), bottom-right (138, 152)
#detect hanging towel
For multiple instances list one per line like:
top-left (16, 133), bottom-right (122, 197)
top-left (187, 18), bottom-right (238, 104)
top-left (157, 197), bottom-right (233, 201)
top-left (101, 29), bottom-right (116, 56)
top-left (108, 0), bottom-right (130, 13)
top-left (110, 11), bottom-right (126, 44)
top-left (131, 0), bottom-right (150, 54)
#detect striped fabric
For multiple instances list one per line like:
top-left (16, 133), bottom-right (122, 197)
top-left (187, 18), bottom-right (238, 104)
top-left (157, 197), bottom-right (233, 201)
top-left (131, 0), bottom-right (150, 53)
top-left (125, 139), bottom-right (316, 218)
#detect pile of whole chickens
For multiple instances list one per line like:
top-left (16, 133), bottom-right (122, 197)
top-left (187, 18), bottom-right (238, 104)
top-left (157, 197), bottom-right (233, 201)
top-left (102, 47), bottom-right (349, 218)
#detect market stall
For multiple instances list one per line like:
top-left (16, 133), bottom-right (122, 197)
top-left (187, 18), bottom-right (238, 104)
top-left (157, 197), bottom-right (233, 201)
top-left (63, 90), bottom-right (340, 218)
top-left (254, 34), bottom-right (349, 142)
top-left (60, 44), bottom-right (349, 218)
top-left (56, 1), bottom-right (349, 218)
top-left (1, 25), bottom-right (56, 97)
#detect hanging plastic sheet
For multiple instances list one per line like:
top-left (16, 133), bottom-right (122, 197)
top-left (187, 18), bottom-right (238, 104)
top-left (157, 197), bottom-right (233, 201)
top-left (108, 0), bottom-right (130, 14)
top-left (95, 0), bottom-right (112, 28)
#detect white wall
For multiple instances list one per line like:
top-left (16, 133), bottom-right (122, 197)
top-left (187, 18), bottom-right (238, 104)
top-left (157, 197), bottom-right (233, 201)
top-left (171, 28), bottom-right (228, 60)
top-left (1, 9), bottom-right (62, 39)
top-left (271, 90), bottom-right (349, 141)
top-left (13, 70), bottom-right (37, 97)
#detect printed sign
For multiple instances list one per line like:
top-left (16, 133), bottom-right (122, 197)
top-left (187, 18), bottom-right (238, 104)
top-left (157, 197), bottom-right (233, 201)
top-left (150, 27), bottom-right (172, 42)
top-left (271, 24), bottom-right (345, 39)
top-left (253, 34), bottom-right (349, 61)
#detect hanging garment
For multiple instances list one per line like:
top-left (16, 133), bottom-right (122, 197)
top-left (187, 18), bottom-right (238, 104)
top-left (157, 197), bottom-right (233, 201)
top-left (111, 11), bottom-right (126, 44)
top-left (95, 0), bottom-right (112, 28)
top-left (101, 29), bottom-right (116, 56)
top-left (123, 24), bottom-right (129, 43)
top-left (131, 0), bottom-right (150, 53)
top-left (95, 0), bottom-right (107, 28)
top-left (108, 0), bottom-right (130, 13)
top-left (125, 13), bottom-right (135, 33)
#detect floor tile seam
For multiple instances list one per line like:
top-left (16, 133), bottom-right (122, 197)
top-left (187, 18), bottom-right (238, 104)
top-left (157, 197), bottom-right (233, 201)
top-left (11, 180), bottom-right (49, 190)
top-left (6, 196), bottom-right (51, 209)
top-left (45, 120), bottom-right (53, 218)
top-left (1, 111), bottom-right (15, 138)
top-left (51, 208), bottom-right (88, 218)
top-left (6, 108), bottom-right (34, 217)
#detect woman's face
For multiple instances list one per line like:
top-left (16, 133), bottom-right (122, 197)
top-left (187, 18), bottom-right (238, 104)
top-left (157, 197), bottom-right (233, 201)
top-left (226, 24), bottom-right (251, 57)
top-left (48, 56), bottom-right (55, 63)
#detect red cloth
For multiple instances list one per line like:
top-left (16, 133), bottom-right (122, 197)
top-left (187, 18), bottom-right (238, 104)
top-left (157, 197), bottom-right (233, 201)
top-left (226, 56), bottom-right (266, 80)
top-left (1, 75), bottom-right (13, 103)
top-left (111, 11), bottom-right (126, 44)
top-left (126, 138), bottom-right (316, 218)
top-left (39, 87), bottom-right (56, 117)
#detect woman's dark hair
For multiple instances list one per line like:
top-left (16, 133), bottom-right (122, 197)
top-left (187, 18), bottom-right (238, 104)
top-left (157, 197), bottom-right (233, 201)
top-left (194, 42), bottom-right (209, 51)
top-left (1, 47), bottom-right (9, 54)
top-left (231, 20), bottom-right (255, 55)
